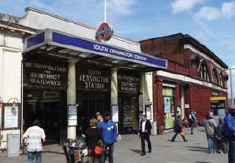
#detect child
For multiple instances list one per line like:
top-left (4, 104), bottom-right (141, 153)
top-left (183, 117), bottom-right (188, 128)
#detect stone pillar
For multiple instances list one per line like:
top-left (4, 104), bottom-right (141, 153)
top-left (67, 61), bottom-right (77, 139)
top-left (111, 68), bottom-right (118, 105)
top-left (111, 68), bottom-right (118, 132)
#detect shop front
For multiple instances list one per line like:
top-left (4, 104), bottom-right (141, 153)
top-left (23, 29), bottom-right (167, 141)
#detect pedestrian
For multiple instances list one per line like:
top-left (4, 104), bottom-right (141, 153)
top-left (139, 115), bottom-right (152, 156)
top-left (22, 119), bottom-right (46, 163)
top-left (171, 114), bottom-right (188, 142)
top-left (86, 118), bottom-right (104, 163)
top-left (98, 111), bottom-right (117, 163)
top-left (190, 111), bottom-right (197, 135)
top-left (203, 112), bottom-right (217, 154)
top-left (216, 117), bottom-right (226, 154)
top-left (224, 105), bottom-right (235, 163)
top-left (183, 116), bottom-right (189, 128)
top-left (96, 112), bottom-right (103, 123)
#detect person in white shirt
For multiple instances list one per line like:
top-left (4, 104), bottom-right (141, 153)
top-left (22, 120), bottom-right (46, 163)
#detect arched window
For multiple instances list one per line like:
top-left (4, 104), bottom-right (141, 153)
top-left (199, 62), bottom-right (209, 81)
top-left (212, 68), bottom-right (218, 84)
top-left (219, 74), bottom-right (223, 87)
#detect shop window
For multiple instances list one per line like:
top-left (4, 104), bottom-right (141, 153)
top-left (162, 87), bottom-right (175, 130)
top-left (199, 62), bottom-right (209, 81)
top-left (212, 68), bottom-right (218, 84)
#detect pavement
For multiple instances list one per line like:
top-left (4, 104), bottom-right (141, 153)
top-left (0, 127), bottom-right (228, 163)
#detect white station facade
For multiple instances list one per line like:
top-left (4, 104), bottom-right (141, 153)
top-left (0, 8), bottom-right (167, 148)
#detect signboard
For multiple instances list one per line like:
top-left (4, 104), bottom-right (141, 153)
top-left (76, 67), bottom-right (111, 91)
top-left (96, 23), bottom-right (113, 41)
top-left (163, 88), bottom-right (173, 96)
top-left (68, 105), bottom-right (77, 126)
top-left (145, 106), bottom-right (151, 120)
top-left (164, 97), bottom-right (171, 113)
top-left (211, 100), bottom-right (226, 116)
top-left (24, 61), bottom-right (67, 89)
top-left (4, 106), bottom-right (19, 128)
top-left (164, 117), bottom-right (174, 129)
top-left (185, 104), bottom-right (190, 109)
top-left (112, 105), bottom-right (119, 122)
top-left (210, 97), bottom-right (226, 101)
top-left (118, 75), bottom-right (140, 93)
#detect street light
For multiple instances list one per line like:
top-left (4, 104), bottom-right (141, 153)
top-left (227, 68), bottom-right (235, 105)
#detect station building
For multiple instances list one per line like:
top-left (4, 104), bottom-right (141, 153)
top-left (140, 34), bottom-right (229, 134)
top-left (0, 8), bottom-right (167, 148)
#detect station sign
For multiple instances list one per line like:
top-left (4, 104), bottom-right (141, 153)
top-left (23, 61), bottom-right (67, 89)
top-left (96, 22), bottom-right (113, 41)
top-left (76, 67), bottom-right (111, 91)
top-left (118, 74), bottom-right (140, 93)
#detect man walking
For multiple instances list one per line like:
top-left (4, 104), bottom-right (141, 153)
top-left (190, 111), bottom-right (197, 135)
top-left (225, 105), bottom-right (235, 163)
top-left (98, 111), bottom-right (117, 163)
top-left (171, 114), bottom-right (188, 142)
top-left (139, 115), bottom-right (152, 156)
top-left (22, 120), bottom-right (46, 163)
top-left (204, 112), bottom-right (217, 154)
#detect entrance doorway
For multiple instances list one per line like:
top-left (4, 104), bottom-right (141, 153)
top-left (23, 90), bottom-right (67, 144)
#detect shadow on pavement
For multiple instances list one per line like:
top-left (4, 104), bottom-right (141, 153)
top-left (130, 149), bottom-right (142, 155)
top-left (185, 146), bottom-right (208, 153)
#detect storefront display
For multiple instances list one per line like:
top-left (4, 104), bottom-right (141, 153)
top-left (4, 105), bottom-right (19, 129)
top-left (163, 87), bottom-right (175, 130)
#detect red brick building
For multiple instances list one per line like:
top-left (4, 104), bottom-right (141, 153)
top-left (140, 33), bottom-right (229, 134)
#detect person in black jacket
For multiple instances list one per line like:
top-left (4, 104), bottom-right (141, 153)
top-left (171, 114), bottom-right (188, 142)
top-left (139, 115), bottom-right (152, 156)
top-left (86, 118), bottom-right (104, 163)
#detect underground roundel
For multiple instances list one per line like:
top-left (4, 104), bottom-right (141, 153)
top-left (96, 23), bottom-right (113, 41)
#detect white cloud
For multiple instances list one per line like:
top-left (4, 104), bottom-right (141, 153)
top-left (222, 1), bottom-right (235, 19)
top-left (195, 6), bottom-right (221, 20)
top-left (171, 0), bottom-right (205, 14)
top-left (107, 0), bottom-right (137, 16)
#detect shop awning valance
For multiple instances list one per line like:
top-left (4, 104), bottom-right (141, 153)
top-left (24, 29), bottom-right (167, 72)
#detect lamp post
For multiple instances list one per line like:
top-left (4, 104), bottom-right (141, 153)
top-left (228, 68), bottom-right (235, 105)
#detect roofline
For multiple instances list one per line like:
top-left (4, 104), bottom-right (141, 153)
top-left (25, 7), bottom-right (139, 45)
top-left (139, 33), bottom-right (228, 69)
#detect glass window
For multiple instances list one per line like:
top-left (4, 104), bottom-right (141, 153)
top-left (219, 74), bottom-right (223, 87)
top-left (212, 69), bottom-right (218, 84)
top-left (199, 63), bottom-right (209, 81)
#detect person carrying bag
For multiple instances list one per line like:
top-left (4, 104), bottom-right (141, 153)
top-left (86, 118), bottom-right (104, 163)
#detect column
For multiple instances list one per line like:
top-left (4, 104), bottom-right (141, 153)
top-left (111, 68), bottom-right (118, 105)
top-left (111, 68), bottom-right (118, 132)
top-left (67, 61), bottom-right (77, 139)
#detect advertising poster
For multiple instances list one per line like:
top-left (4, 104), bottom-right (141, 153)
top-left (164, 97), bottom-right (171, 113)
top-left (4, 106), bottom-right (19, 128)
top-left (112, 105), bottom-right (119, 122)
top-left (68, 105), bottom-right (77, 126)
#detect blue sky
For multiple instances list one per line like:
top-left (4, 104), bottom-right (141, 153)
top-left (0, 0), bottom-right (235, 96)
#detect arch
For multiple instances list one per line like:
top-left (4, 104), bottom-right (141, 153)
top-left (198, 60), bottom-right (210, 81)
top-left (211, 67), bottom-right (219, 84)
top-left (219, 73), bottom-right (224, 87)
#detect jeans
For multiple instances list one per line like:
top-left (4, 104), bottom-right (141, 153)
top-left (28, 151), bottom-right (42, 163)
top-left (100, 143), bottom-right (114, 163)
top-left (171, 132), bottom-right (186, 142)
top-left (229, 140), bottom-right (235, 163)
top-left (140, 132), bottom-right (152, 154)
top-left (206, 135), bottom-right (217, 153)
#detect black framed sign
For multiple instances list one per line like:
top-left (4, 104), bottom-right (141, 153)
top-left (23, 61), bottom-right (68, 89)
top-left (118, 74), bottom-right (140, 93)
top-left (76, 67), bottom-right (111, 91)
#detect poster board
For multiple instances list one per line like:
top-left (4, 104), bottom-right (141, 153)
top-left (164, 97), bottom-right (171, 113)
top-left (4, 105), bottom-right (19, 129)
top-left (145, 106), bottom-right (151, 120)
top-left (68, 105), bottom-right (77, 126)
top-left (112, 105), bottom-right (119, 122)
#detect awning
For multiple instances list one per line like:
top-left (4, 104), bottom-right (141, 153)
top-left (23, 29), bottom-right (167, 72)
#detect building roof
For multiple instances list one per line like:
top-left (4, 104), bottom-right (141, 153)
top-left (140, 33), bottom-right (228, 69)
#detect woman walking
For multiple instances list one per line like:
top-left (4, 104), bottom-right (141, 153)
top-left (86, 119), bottom-right (104, 163)
top-left (171, 115), bottom-right (188, 142)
